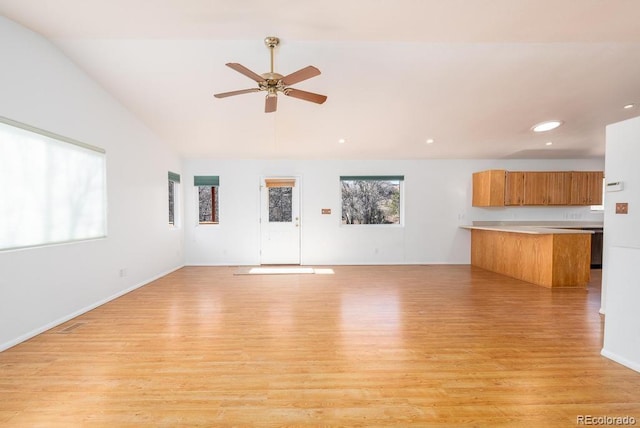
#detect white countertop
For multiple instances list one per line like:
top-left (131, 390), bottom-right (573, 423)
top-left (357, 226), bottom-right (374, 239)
top-left (460, 221), bottom-right (603, 235)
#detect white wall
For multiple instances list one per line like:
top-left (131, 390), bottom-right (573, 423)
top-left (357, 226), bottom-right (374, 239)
top-left (601, 115), bottom-right (640, 373)
top-left (183, 158), bottom-right (604, 266)
top-left (0, 17), bottom-right (184, 351)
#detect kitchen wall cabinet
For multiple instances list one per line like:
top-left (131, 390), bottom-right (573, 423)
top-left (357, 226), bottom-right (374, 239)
top-left (472, 170), bottom-right (505, 206)
top-left (504, 171), bottom-right (524, 206)
top-left (547, 172), bottom-right (573, 205)
top-left (522, 172), bottom-right (548, 205)
top-left (472, 170), bottom-right (602, 207)
top-left (523, 171), bottom-right (572, 205)
top-left (570, 171), bottom-right (604, 205)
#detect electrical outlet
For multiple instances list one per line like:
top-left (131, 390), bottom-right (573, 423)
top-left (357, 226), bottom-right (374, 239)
top-left (119, 268), bottom-right (128, 277)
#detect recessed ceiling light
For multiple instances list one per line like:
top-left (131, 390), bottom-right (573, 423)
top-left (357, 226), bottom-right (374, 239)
top-left (531, 120), bottom-right (563, 133)
top-left (338, 138), bottom-right (346, 144)
top-left (545, 141), bottom-right (553, 146)
top-left (623, 103), bottom-right (636, 109)
top-left (426, 138), bottom-right (435, 144)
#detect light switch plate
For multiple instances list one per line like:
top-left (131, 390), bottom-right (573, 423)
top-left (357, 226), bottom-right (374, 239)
top-left (615, 202), bottom-right (628, 214)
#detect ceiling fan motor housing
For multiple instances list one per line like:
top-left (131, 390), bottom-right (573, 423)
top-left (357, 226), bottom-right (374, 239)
top-left (260, 72), bottom-right (286, 92)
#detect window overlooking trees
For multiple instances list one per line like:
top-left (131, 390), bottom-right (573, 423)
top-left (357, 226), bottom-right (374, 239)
top-left (340, 176), bottom-right (403, 225)
top-left (194, 176), bottom-right (219, 224)
top-left (168, 171), bottom-right (180, 226)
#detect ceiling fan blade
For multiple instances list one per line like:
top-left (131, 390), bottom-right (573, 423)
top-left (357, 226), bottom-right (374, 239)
top-left (226, 63), bottom-right (266, 83)
top-left (281, 66), bottom-right (321, 85)
top-left (265, 95), bottom-right (277, 113)
top-left (214, 88), bottom-right (261, 98)
top-left (284, 88), bottom-right (327, 104)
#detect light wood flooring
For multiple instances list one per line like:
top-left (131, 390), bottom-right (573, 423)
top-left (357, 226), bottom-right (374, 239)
top-left (1, 266), bottom-right (639, 426)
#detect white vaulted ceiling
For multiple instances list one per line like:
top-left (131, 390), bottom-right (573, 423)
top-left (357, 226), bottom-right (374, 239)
top-left (1, 0), bottom-right (640, 159)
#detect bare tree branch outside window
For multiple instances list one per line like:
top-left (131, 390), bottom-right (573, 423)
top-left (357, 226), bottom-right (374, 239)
top-left (269, 187), bottom-right (293, 222)
top-left (198, 186), bottom-right (219, 223)
top-left (168, 180), bottom-right (175, 225)
top-left (341, 179), bottom-right (400, 224)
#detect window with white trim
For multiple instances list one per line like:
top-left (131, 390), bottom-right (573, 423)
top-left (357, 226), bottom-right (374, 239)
top-left (194, 176), bottom-right (219, 224)
top-left (0, 117), bottom-right (106, 251)
top-left (340, 175), bottom-right (403, 225)
top-left (168, 171), bottom-right (180, 226)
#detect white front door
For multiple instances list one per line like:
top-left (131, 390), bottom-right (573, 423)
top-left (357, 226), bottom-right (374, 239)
top-left (260, 176), bottom-right (301, 265)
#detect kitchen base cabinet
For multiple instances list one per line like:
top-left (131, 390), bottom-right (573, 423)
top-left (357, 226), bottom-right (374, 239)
top-left (470, 229), bottom-right (591, 288)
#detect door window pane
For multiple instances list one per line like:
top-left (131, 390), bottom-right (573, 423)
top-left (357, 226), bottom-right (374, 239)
top-left (269, 187), bottom-right (292, 222)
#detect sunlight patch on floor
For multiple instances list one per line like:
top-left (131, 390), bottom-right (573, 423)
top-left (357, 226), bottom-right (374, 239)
top-left (249, 267), bottom-right (315, 274)
top-left (235, 266), bottom-right (335, 275)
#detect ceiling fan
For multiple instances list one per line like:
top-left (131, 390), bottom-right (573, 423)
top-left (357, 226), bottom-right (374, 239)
top-left (214, 36), bottom-right (327, 113)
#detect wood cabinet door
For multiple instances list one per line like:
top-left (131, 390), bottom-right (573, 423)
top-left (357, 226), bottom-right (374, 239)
top-left (523, 172), bottom-right (548, 205)
top-left (504, 171), bottom-right (524, 205)
top-left (570, 172), bottom-right (589, 205)
top-left (547, 172), bottom-right (572, 205)
top-left (586, 171), bottom-right (604, 205)
top-left (472, 170), bottom-right (505, 206)
top-left (571, 171), bottom-right (604, 205)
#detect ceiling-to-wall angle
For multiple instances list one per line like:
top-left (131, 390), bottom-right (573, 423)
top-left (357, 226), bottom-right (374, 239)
top-left (214, 36), bottom-right (327, 113)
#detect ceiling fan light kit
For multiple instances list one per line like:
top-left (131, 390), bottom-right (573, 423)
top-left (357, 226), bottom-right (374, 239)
top-left (214, 36), bottom-right (327, 113)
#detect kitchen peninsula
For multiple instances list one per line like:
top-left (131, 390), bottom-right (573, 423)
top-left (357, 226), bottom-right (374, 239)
top-left (461, 222), bottom-right (601, 288)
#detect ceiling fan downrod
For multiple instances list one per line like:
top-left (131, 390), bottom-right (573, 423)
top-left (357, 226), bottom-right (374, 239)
top-left (264, 36), bottom-right (279, 74)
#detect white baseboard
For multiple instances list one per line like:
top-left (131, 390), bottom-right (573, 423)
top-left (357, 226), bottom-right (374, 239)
top-left (601, 348), bottom-right (640, 373)
top-left (0, 264), bottom-right (184, 352)
top-left (185, 262), bottom-right (469, 266)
